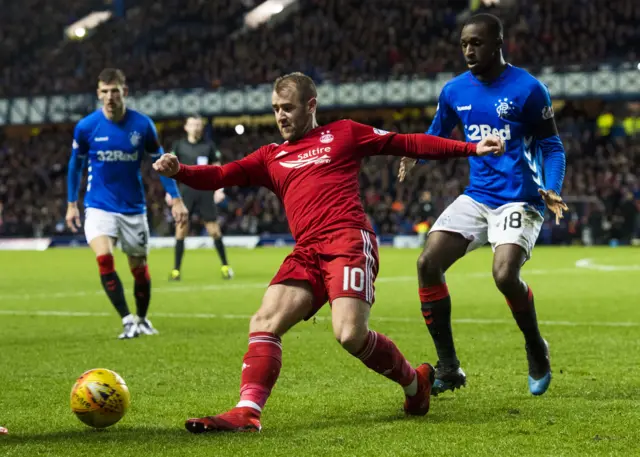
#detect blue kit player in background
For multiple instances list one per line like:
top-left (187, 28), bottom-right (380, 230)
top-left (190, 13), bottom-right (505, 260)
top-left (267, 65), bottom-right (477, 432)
top-left (399, 14), bottom-right (568, 396)
top-left (65, 68), bottom-right (189, 339)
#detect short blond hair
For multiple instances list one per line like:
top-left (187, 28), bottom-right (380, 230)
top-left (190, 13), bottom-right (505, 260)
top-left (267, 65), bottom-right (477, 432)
top-left (273, 72), bottom-right (317, 104)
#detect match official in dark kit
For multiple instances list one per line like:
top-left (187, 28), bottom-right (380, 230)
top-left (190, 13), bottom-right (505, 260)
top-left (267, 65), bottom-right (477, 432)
top-left (167, 115), bottom-right (233, 281)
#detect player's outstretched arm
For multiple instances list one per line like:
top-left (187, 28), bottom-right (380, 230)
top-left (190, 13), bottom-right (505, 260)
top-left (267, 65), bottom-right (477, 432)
top-left (382, 132), bottom-right (504, 159)
top-left (153, 149), bottom-right (272, 191)
top-left (397, 136), bottom-right (503, 182)
top-left (349, 121), bottom-right (503, 169)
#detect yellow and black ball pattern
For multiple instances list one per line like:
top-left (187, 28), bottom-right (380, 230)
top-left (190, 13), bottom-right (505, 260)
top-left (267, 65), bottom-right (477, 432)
top-left (70, 368), bottom-right (130, 428)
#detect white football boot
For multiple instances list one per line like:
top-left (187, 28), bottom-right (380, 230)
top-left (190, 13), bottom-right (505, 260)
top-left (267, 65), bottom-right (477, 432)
top-left (137, 317), bottom-right (159, 336)
top-left (118, 315), bottom-right (139, 340)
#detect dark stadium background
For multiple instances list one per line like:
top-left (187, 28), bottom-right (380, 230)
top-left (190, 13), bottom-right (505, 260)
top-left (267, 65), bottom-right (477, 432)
top-left (0, 0), bottom-right (638, 247)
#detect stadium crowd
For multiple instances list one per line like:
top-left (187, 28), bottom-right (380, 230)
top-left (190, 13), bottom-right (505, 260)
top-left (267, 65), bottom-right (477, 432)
top-left (0, 0), bottom-right (638, 245)
top-left (0, 0), bottom-right (638, 96)
top-left (1, 102), bottom-right (638, 245)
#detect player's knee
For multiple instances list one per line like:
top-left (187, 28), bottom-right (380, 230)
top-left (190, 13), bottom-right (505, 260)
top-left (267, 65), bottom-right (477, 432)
top-left (130, 263), bottom-right (150, 283)
top-left (89, 236), bottom-right (114, 257)
top-left (249, 306), bottom-right (298, 336)
top-left (333, 318), bottom-right (368, 354)
top-left (127, 256), bottom-right (147, 270)
top-left (249, 310), bottom-right (296, 337)
top-left (492, 264), bottom-right (519, 294)
top-left (96, 254), bottom-right (115, 275)
top-left (417, 251), bottom-right (443, 281)
top-left (176, 223), bottom-right (189, 240)
top-left (335, 324), bottom-right (367, 354)
top-left (252, 283), bottom-right (313, 335)
top-left (207, 223), bottom-right (221, 239)
top-left (249, 311), bottom-right (278, 334)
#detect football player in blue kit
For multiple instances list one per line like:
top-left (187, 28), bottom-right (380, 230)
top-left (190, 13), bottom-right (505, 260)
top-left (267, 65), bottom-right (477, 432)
top-left (399, 14), bottom-right (568, 396)
top-left (66, 68), bottom-right (188, 339)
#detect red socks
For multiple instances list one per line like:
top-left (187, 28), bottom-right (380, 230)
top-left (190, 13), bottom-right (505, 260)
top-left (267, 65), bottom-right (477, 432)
top-left (238, 332), bottom-right (282, 413)
top-left (355, 330), bottom-right (415, 387)
top-left (97, 254), bottom-right (115, 275)
top-left (506, 284), bottom-right (534, 313)
top-left (96, 254), bottom-right (130, 318)
top-left (418, 283), bottom-right (449, 304)
top-left (130, 264), bottom-right (151, 318)
top-left (131, 265), bottom-right (150, 284)
top-left (419, 283), bottom-right (450, 325)
top-left (236, 330), bottom-right (416, 414)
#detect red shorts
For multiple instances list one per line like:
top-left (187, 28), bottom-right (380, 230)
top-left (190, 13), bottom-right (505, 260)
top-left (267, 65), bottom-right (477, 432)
top-left (270, 228), bottom-right (379, 319)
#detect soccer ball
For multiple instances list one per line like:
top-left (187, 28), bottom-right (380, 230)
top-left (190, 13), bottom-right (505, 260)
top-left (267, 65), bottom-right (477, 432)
top-left (70, 368), bottom-right (131, 428)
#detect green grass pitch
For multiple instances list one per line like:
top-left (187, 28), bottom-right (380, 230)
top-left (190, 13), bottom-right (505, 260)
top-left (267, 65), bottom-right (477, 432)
top-left (1, 246), bottom-right (639, 456)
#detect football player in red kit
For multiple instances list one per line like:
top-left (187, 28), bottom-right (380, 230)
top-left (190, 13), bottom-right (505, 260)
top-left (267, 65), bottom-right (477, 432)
top-left (154, 72), bottom-right (503, 433)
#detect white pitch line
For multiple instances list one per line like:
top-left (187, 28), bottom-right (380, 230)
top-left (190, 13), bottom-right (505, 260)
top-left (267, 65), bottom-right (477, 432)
top-left (0, 282), bottom-right (269, 301)
top-left (2, 264), bottom-right (637, 327)
top-left (0, 309), bottom-right (637, 328)
top-left (0, 266), bottom-right (610, 302)
top-left (575, 258), bottom-right (640, 272)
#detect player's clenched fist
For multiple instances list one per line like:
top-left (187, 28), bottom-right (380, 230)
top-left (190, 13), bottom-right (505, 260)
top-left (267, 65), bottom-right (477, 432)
top-left (153, 153), bottom-right (180, 177)
top-left (476, 136), bottom-right (505, 157)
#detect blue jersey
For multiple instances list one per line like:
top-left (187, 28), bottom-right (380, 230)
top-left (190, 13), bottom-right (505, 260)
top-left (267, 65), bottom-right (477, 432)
top-left (67, 109), bottom-right (180, 215)
top-left (428, 65), bottom-right (561, 214)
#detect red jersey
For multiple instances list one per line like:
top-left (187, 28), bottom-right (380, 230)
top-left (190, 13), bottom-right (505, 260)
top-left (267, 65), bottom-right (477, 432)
top-left (174, 119), bottom-right (477, 242)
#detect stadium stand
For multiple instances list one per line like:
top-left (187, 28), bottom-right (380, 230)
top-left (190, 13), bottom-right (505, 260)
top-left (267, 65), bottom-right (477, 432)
top-left (0, 0), bottom-right (638, 245)
top-left (0, 0), bottom-right (637, 96)
top-left (1, 101), bottom-right (638, 243)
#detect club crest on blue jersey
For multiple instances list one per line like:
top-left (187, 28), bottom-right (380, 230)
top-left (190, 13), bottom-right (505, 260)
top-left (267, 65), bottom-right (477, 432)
top-left (494, 97), bottom-right (515, 119)
top-left (129, 131), bottom-right (142, 147)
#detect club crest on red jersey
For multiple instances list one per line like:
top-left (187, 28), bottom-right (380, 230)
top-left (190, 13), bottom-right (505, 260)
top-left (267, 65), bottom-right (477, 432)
top-left (319, 131), bottom-right (334, 144)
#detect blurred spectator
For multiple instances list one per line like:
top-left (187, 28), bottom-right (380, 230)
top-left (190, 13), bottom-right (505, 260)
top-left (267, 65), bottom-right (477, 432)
top-left (0, 0), bottom-right (638, 245)
top-left (0, 102), bottom-right (638, 245)
top-left (0, 0), bottom-right (638, 96)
